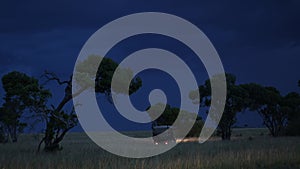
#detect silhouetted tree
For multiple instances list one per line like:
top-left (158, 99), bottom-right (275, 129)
top-left (0, 71), bottom-right (50, 143)
top-left (190, 73), bottom-right (247, 140)
top-left (36, 72), bottom-right (78, 152)
top-left (241, 83), bottom-right (289, 137)
top-left (37, 55), bottom-right (142, 152)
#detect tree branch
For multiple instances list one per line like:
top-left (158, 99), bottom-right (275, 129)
top-left (42, 71), bottom-right (70, 86)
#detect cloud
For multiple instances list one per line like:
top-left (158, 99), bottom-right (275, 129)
top-left (0, 0), bottom-right (299, 93)
top-left (1, 0), bottom-right (299, 50)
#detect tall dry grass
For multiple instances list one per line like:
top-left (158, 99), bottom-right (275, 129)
top-left (0, 129), bottom-right (299, 169)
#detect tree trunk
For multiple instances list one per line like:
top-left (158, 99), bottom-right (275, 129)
top-left (262, 115), bottom-right (283, 137)
top-left (221, 127), bottom-right (231, 140)
top-left (38, 118), bottom-right (73, 152)
top-left (8, 126), bottom-right (17, 142)
top-left (37, 73), bottom-right (80, 152)
top-left (0, 129), bottom-right (8, 143)
top-left (44, 142), bottom-right (61, 152)
top-left (0, 125), bottom-right (9, 143)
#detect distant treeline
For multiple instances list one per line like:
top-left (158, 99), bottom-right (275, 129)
top-left (0, 56), bottom-right (299, 152)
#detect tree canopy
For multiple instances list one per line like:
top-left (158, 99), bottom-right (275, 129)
top-left (190, 73), bottom-right (248, 140)
top-left (0, 71), bottom-right (51, 143)
top-left (241, 83), bottom-right (285, 136)
top-left (74, 55), bottom-right (142, 99)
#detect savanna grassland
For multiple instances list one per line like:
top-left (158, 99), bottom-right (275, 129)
top-left (0, 128), bottom-right (299, 169)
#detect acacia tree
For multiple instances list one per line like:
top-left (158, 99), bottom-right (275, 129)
top-left (36, 72), bottom-right (78, 152)
top-left (241, 83), bottom-right (289, 137)
top-left (190, 73), bottom-right (247, 140)
top-left (0, 71), bottom-right (50, 143)
top-left (37, 55), bottom-right (142, 152)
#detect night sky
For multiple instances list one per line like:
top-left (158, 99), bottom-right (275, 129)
top-left (0, 0), bottom-right (299, 131)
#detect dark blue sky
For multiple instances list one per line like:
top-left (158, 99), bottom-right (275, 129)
top-left (0, 0), bottom-right (299, 130)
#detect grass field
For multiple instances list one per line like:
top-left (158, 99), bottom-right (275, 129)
top-left (0, 128), bottom-right (299, 169)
